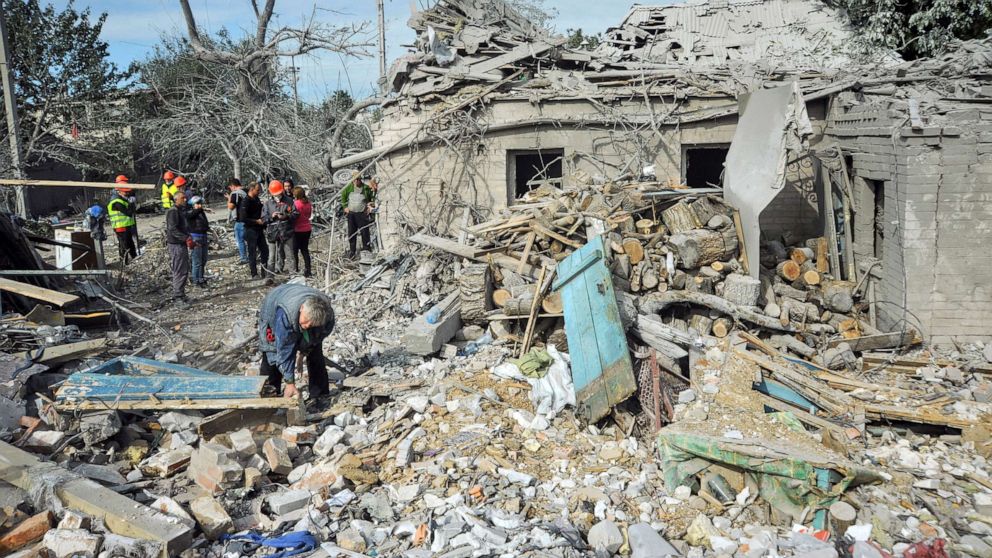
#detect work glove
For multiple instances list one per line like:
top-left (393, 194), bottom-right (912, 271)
top-left (185, 237), bottom-right (195, 249)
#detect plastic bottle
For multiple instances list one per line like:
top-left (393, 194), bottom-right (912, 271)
top-left (425, 306), bottom-right (442, 324)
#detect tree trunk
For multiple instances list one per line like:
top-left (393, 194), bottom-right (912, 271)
top-left (711, 318), bottom-right (732, 338)
top-left (503, 294), bottom-right (535, 316)
top-left (459, 263), bottom-right (491, 323)
top-left (722, 273), bottom-right (761, 307)
top-left (669, 228), bottom-right (739, 269)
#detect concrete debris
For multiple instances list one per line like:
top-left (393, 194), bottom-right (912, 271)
top-left (4, 3), bottom-right (992, 558)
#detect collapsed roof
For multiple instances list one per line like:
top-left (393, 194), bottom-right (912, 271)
top-left (385, 0), bottom-right (880, 105)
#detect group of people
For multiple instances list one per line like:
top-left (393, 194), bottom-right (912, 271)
top-left (227, 178), bottom-right (314, 280)
top-left (97, 170), bottom-right (377, 402)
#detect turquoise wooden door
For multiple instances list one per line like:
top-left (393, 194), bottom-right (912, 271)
top-left (553, 235), bottom-right (636, 423)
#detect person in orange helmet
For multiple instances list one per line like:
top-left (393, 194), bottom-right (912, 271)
top-left (108, 175), bottom-right (138, 264)
top-left (161, 170), bottom-right (178, 209)
top-left (262, 179), bottom-right (297, 274)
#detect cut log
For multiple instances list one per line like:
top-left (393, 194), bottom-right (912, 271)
top-left (768, 334), bottom-right (816, 358)
top-left (707, 214), bottom-right (733, 230)
top-left (634, 314), bottom-right (693, 360)
top-left (541, 291), bottom-right (563, 314)
top-left (789, 247), bottom-right (815, 266)
top-left (780, 297), bottom-right (821, 325)
top-left (623, 239), bottom-right (645, 264)
top-left (642, 265), bottom-right (659, 290)
top-left (614, 254), bottom-right (632, 279)
top-left (503, 295), bottom-right (535, 316)
top-left (688, 312), bottom-right (713, 336)
top-left (815, 237), bottom-right (829, 273)
top-left (641, 291), bottom-right (807, 333)
top-left (823, 282), bottom-right (855, 313)
top-left (776, 260), bottom-right (801, 282)
top-left (722, 274), bottom-right (761, 307)
top-left (630, 263), bottom-right (643, 292)
top-left (763, 302), bottom-right (781, 318)
top-left (829, 501), bottom-right (857, 534)
top-left (669, 228), bottom-right (738, 269)
top-left (801, 269), bottom-right (821, 287)
top-left (635, 219), bottom-right (655, 235)
top-left (459, 264), bottom-right (492, 324)
top-left (711, 318), bottom-right (732, 338)
top-left (547, 328), bottom-right (568, 351)
top-left (687, 275), bottom-right (716, 295)
top-left (772, 282), bottom-right (808, 301)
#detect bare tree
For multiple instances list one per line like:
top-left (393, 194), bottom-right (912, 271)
top-left (136, 1), bottom-right (372, 192)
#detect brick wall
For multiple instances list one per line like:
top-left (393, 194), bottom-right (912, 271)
top-left (830, 107), bottom-right (992, 344)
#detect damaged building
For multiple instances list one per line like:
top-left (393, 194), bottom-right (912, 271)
top-left (333, 0), bottom-right (992, 344)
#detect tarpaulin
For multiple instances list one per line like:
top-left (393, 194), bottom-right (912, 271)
top-left (657, 432), bottom-right (883, 520)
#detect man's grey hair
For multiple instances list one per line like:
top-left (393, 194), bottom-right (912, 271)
top-left (301, 296), bottom-right (332, 327)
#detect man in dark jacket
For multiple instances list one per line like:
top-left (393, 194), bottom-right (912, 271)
top-left (166, 191), bottom-right (191, 303)
top-left (238, 182), bottom-right (269, 279)
top-left (187, 196), bottom-right (210, 286)
top-left (257, 283), bottom-right (334, 399)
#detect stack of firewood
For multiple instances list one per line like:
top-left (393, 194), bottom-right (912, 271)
top-left (413, 179), bottom-right (883, 367)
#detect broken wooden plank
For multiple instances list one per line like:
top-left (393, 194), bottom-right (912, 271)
top-left (0, 441), bottom-right (192, 555)
top-left (0, 178), bottom-right (155, 190)
top-left (57, 372), bottom-right (267, 402)
top-left (756, 392), bottom-right (847, 439)
top-left (55, 397), bottom-right (298, 412)
top-left (409, 232), bottom-right (539, 278)
top-left (862, 353), bottom-right (992, 376)
top-left (468, 38), bottom-right (564, 75)
top-left (14, 338), bottom-right (107, 365)
top-left (736, 349), bottom-right (861, 418)
top-left (0, 269), bottom-right (110, 277)
top-left (197, 408), bottom-right (288, 438)
top-left (863, 403), bottom-right (974, 429)
top-left (0, 277), bottom-right (79, 307)
top-left (828, 330), bottom-right (921, 352)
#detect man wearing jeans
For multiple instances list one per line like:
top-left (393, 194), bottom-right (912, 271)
top-left (226, 178), bottom-right (248, 264)
top-left (257, 283), bottom-right (335, 399)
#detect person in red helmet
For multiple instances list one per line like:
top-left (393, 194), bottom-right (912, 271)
top-left (161, 170), bottom-right (178, 209)
top-left (263, 180), bottom-right (296, 274)
top-left (107, 175), bottom-right (138, 264)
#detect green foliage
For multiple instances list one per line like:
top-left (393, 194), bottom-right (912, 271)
top-left (831, 0), bottom-right (992, 59)
top-left (0, 0), bottom-right (131, 177)
top-left (565, 28), bottom-right (602, 50)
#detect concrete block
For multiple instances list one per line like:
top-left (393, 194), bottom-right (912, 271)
top-left (57, 511), bottom-right (90, 530)
top-left (281, 426), bottom-right (317, 445)
top-left (313, 426), bottom-right (346, 457)
top-left (189, 443), bottom-right (243, 494)
top-left (628, 523), bottom-right (680, 558)
top-left (245, 467), bottom-right (265, 490)
top-left (228, 429), bottom-right (256, 460)
top-left (263, 437), bottom-right (293, 476)
top-left (140, 446), bottom-right (193, 478)
top-left (189, 496), bottom-right (233, 540)
top-left (149, 496), bottom-right (196, 528)
top-left (400, 292), bottom-right (462, 356)
top-left (267, 489), bottom-right (312, 515)
top-left (43, 529), bottom-right (102, 558)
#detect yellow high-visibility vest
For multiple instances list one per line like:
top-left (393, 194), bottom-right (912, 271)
top-left (161, 181), bottom-right (179, 208)
top-left (107, 196), bottom-right (136, 230)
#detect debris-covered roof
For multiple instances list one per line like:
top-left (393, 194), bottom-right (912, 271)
top-left (602, 0), bottom-right (861, 68)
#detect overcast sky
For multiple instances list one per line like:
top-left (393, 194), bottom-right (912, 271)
top-left (50, 0), bottom-right (640, 102)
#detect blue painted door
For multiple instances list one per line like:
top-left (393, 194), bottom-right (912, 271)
top-left (553, 235), bottom-right (636, 423)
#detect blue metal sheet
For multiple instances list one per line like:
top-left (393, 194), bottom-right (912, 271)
top-left (755, 379), bottom-right (819, 414)
top-left (57, 357), bottom-right (265, 403)
top-left (81, 356), bottom-right (218, 377)
top-left (554, 235), bottom-right (636, 423)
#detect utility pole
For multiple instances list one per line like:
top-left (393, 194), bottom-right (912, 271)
top-left (377, 0), bottom-right (387, 87)
top-left (0, 9), bottom-right (27, 217)
top-left (289, 55), bottom-right (300, 127)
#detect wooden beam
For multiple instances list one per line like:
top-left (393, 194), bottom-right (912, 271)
top-left (756, 392), bottom-right (847, 438)
top-left (408, 232), bottom-right (539, 278)
top-left (0, 178), bottom-right (155, 190)
top-left (0, 277), bottom-right (79, 307)
top-left (0, 441), bottom-right (192, 556)
top-left (55, 397), bottom-right (299, 412)
top-left (14, 338), bottom-right (107, 365)
top-left (863, 403), bottom-right (973, 429)
top-left (0, 269), bottom-right (109, 277)
top-left (197, 408), bottom-right (288, 438)
top-left (828, 330), bottom-right (920, 352)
